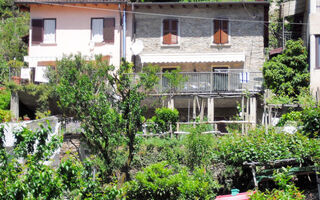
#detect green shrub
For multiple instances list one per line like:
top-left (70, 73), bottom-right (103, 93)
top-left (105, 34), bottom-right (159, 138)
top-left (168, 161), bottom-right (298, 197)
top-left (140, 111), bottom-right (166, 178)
top-left (277, 111), bottom-right (302, 127)
top-left (149, 107), bottom-right (179, 133)
top-left (0, 109), bottom-right (11, 122)
top-left (132, 137), bottom-right (185, 169)
top-left (124, 162), bottom-right (220, 200)
top-left (300, 107), bottom-right (320, 138)
top-left (213, 128), bottom-right (320, 165)
top-left (251, 168), bottom-right (305, 200)
top-left (185, 127), bottom-right (215, 169)
top-left (0, 89), bottom-right (10, 110)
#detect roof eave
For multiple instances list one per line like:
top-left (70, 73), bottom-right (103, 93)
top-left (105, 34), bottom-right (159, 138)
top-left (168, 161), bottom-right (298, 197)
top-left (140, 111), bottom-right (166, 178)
top-left (131, 1), bottom-right (270, 6)
top-left (15, 1), bottom-right (126, 5)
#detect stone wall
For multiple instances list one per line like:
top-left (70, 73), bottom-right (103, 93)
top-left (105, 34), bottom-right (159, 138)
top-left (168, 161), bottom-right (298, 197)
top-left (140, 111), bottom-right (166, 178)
top-left (135, 4), bottom-right (266, 71)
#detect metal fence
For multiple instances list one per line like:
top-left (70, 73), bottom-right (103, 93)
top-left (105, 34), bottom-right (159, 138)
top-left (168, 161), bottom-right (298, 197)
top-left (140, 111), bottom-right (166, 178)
top-left (132, 70), bottom-right (263, 94)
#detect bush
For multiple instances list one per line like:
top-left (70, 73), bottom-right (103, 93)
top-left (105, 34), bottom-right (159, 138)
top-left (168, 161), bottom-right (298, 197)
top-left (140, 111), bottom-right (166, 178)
top-left (0, 89), bottom-right (10, 110)
top-left (132, 137), bottom-right (185, 170)
top-left (185, 127), bottom-right (215, 169)
top-left (149, 107), bottom-right (179, 133)
top-left (124, 162), bottom-right (220, 200)
top-left (213, 128), bottom-right (320, 165)
top-left (251, 168), bottom-right (305, 200)
top-left (300, 107), bottom-right (320, 138)
top-left (0, 109), bottom-right (11, 122)
top-left (263, 39), bottom-right (309, 98)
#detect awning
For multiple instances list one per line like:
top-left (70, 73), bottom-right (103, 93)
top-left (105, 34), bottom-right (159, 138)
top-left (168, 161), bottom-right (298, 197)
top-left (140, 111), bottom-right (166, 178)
top-left (140, 53), bottom-right (245, 64)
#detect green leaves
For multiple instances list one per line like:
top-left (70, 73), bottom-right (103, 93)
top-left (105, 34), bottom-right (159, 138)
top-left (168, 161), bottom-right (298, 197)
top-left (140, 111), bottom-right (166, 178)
top-left (263, 40), bottom-right (309, 98)
top-left (214, 128), bottom-right (320, 165)
top-left (125, 162), bottom-right (219, 200)
top-left (149, 107), bottom-right (179, 133)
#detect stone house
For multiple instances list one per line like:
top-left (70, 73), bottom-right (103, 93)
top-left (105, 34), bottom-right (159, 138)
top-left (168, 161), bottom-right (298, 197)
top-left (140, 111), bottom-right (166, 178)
top-left (14, 0), bottom-right (269, 130)
top-left (132, 1), bottom-right (269, 127)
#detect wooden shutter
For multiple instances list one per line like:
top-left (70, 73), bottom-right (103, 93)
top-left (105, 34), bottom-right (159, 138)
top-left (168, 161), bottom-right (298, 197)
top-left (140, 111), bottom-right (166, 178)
top-left (213, 20), bottom-right (221, 44)
top-left (163, 19), bottom-right (178, 45)
top-left (32, 19), bottom-right (43, 44)
top-left (171, 20), bottom-right (178, 44)
top-left (163, 19), bottom-right (171, 44)
top-left (103, 18), bottom-right (115, 43)
top-left (221, 20), bottom-right (229, 44)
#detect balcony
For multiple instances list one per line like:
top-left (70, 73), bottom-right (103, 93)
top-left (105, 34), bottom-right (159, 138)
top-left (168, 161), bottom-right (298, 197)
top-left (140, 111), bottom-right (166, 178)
top-left (131, 70), bottom-right (263, 95)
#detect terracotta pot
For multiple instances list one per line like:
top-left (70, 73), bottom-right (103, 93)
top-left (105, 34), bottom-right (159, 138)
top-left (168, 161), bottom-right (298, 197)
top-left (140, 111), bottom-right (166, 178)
top-left (11, 76), bottom-right (21, 85)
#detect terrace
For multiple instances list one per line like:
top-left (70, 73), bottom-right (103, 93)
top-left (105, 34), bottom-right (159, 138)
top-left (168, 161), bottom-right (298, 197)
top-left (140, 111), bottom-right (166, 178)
top-left (131, 70), bottom-right (263, 95)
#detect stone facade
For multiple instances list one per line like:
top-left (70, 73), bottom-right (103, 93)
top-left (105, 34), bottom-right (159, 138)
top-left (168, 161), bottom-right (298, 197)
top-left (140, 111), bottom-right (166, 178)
top-left (134, 4), bottom-right (266, 71)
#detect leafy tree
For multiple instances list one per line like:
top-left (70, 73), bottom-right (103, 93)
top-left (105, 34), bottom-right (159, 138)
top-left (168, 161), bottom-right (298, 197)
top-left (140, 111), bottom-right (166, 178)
top-left (51, 55), bottom-right (159, 183)
top-left (263, 39), bottom-right (309, 98)
top-left (0, 0), bottom-right (29, 85)
top-left (0, 124), bottom-right (63, 199)
top-left (0, 123), bottom-right (122, 199)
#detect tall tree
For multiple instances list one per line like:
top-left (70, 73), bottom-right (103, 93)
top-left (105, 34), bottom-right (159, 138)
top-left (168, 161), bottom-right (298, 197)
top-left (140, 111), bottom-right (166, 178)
top-left (51, 55), bottom-right (159, 183)
top-left (0, 0), bottom-right (29, 85)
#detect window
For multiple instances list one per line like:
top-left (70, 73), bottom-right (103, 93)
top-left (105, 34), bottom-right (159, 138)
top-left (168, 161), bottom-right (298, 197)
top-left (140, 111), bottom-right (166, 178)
top-left (162, 19), bottom-right (179, 45)
top-left (316, 36), bottom-right (320, 69)
top-left (32, 19), bottom-right (56, 44)
top-left (213, 19), bottom-right (229, 44)
top-left (91, 18), bottom-right (115, 44)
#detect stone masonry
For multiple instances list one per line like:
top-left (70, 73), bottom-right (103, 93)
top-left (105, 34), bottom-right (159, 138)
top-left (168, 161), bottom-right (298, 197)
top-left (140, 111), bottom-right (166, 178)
top-left (135, 4), bottom-right (266, 71)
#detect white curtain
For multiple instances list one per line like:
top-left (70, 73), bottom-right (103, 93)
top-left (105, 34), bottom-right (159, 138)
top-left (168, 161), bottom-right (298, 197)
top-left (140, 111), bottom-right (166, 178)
top-left (92, 19), bottom-right (103, 43)
top-left (44, 19), bottom-right (56, 44)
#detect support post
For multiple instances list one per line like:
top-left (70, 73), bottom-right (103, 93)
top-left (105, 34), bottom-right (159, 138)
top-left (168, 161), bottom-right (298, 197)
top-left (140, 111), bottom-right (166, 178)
top-left (207, 97), bottom-right (214, 122)
top-left (251, 166), bottom-right (258, 188)
top-left (250, 96), bottom-right (257, 128)
top-left (200, 98), bottom-right (205, 121)
top-left (193, 96), bottom-right (197, 120)
top-left (246, 96), bottom-right (249, 134)
top-left (241, 95), bottom-right (245, 135)
top-left (10, 91), bottom-right (19, 121)
top-left (168, 97), bottom-right (174, 110)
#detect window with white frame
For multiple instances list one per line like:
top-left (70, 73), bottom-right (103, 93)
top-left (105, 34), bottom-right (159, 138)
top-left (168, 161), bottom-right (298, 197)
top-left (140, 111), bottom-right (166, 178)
top-left (43, 19), bottom-right (56, 44)
top-left (91, 18), bottom-right (104, 43)
top-left (91, 18), bottom-right (115, 43)
top-left (31, 18), bottom-right (56, 44)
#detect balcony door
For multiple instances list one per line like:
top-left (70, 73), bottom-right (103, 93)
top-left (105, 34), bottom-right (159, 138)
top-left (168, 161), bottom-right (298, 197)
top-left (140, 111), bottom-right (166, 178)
top-left (212, 67), bottom-right (228, 91)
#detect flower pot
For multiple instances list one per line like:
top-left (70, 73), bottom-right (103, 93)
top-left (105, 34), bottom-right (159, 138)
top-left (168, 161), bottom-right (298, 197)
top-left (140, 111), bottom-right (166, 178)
top-left (11, 76), bottom-right (21, 85)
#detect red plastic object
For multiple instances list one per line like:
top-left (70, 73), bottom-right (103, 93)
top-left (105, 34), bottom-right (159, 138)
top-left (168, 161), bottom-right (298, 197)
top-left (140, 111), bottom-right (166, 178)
top-left (215, 192), bottom-right (255, 200)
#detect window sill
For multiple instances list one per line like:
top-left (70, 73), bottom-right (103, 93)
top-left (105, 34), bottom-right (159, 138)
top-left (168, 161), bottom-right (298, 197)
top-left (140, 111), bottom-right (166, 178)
top-left (91, 42), bottom-right (114, 46)
top-left (161, 44), bottom-right (180, 48)
top-left (210, 44), bottom-right (231, 48)
top-left (40, 43), bottom-right (57, 46)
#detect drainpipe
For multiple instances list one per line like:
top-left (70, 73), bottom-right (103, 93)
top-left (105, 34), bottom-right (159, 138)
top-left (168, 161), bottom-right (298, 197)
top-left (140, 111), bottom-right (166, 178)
top-left (118, 4), bottom-right (122, 63)
top-left (132, 3), bottom-right (136, 66)
top-left (123, 5), bottom-right (126, 60)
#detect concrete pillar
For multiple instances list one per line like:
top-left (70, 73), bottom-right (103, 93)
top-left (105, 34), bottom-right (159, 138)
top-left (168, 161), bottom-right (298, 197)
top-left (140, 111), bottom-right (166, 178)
top-left (193, 96), bottom-right (197, 120)
top-left (168, 97), bottom-right (174, 110)
top-left (200, 98), bottom-right (205, 121)
top-left (249, 96), bottom-right (257, 128)
top-left (10, 91), bottom-right (19, 121)
top-left (207, 97), bottom-right (214, 122)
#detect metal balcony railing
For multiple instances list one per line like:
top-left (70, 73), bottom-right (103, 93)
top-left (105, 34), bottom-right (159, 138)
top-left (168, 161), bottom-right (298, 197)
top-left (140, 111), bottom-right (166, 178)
top-left (130, 70), bottom-right (263, 94)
